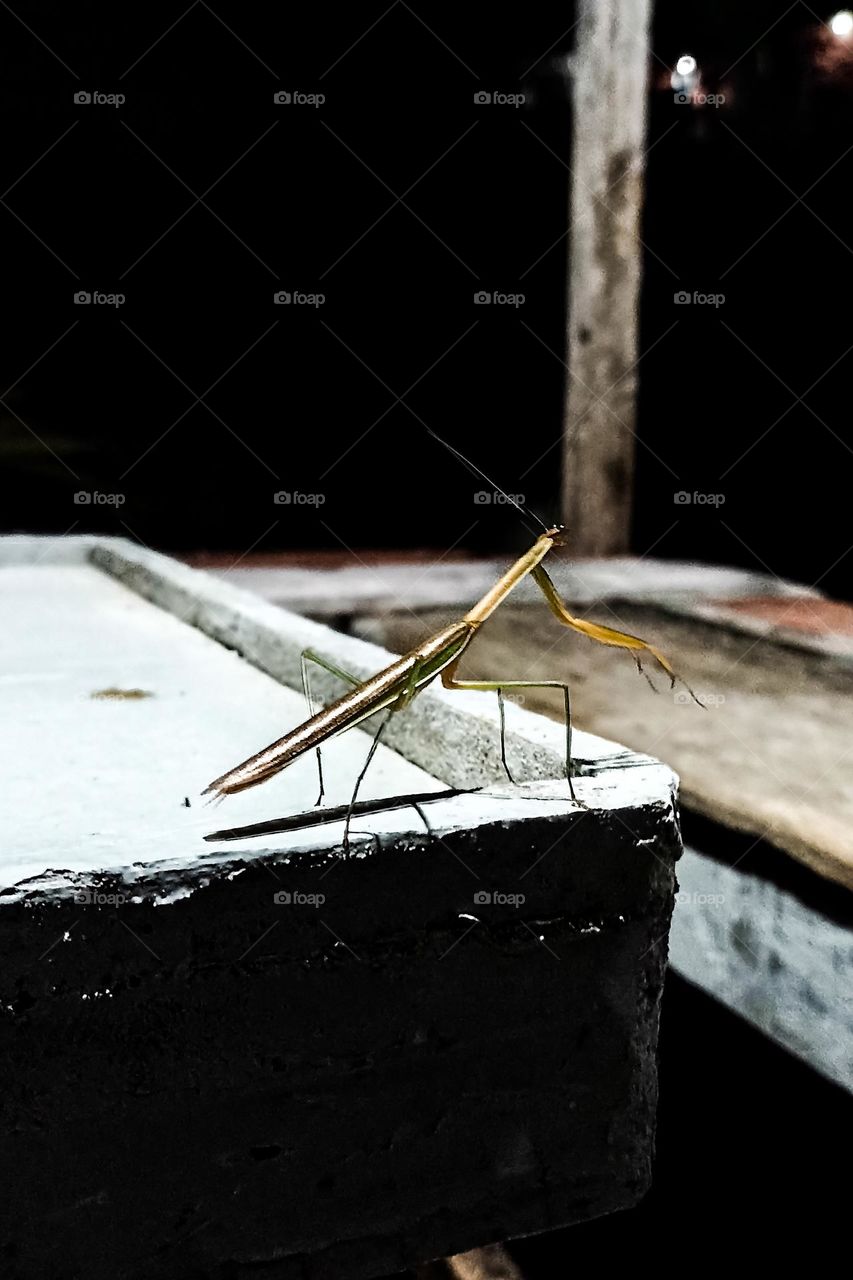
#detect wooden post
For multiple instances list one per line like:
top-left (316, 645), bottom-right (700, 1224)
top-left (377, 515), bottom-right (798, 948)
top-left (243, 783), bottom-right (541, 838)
top-left (562, 0), bottom-right (653, 554)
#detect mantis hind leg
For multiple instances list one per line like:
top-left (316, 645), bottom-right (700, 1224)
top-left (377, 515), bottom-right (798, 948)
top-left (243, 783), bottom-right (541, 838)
top-left (441, 666), bottom-right (578, 803)
top-left (342, 707), bottom-right (393, 852)
top-left (301, 649), bottom-right (363, 807)
top-left (342, 654), bottom-right (432, 851)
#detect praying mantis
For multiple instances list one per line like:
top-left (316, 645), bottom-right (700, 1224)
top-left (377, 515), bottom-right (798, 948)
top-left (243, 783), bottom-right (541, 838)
top-left (203, 497), bottom-right (698, 841)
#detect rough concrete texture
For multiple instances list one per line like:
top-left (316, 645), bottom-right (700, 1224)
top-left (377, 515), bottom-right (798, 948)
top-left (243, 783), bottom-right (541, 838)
top-left (0, 537), bottom-right (682, 1280)
top-left (1, 786), bottom-right (680, 1280)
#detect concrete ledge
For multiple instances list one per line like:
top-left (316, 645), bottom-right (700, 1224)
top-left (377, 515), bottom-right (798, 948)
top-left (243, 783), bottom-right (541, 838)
top-left (0, 536), bottom-right (682, 1279)
top-left (83, 535), bottom-right (662, 789)
top-left (2, 783), bottom-right (680, 1278)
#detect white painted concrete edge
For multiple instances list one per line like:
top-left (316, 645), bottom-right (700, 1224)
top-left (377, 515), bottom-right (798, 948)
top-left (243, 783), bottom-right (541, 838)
top-left (0, 534), bottom-right (669, 794)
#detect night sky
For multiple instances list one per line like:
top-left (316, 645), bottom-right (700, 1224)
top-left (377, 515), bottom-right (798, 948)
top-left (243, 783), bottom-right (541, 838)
top-left (1, 1), bottom-right (851, 596)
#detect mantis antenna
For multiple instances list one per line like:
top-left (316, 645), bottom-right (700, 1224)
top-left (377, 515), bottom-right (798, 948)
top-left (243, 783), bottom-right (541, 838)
top-left (421, 424), bottom-right (550, 534)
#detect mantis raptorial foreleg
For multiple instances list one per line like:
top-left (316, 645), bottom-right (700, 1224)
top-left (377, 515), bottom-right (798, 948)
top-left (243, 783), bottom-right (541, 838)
top-left (300, 649), bottom-right (363, 807)
top-left (441, 662), bottom-right (577, 801)
top-left (530, 564), bottom-right (700, 699)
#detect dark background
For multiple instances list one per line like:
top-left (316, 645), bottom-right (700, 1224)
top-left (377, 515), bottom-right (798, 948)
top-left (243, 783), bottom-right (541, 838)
top-left (514, 970), bottom-right (853, 1273)
top-left (3, 6), bottom-right (852, 1270)
top-left (1, 0), bottom-right (851, 593)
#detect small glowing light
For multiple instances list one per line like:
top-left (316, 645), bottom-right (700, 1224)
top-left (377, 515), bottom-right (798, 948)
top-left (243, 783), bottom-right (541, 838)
top-left (676, 54), bottom-right (697, 76)
top-left (830, 10), bottom-right (853, 36)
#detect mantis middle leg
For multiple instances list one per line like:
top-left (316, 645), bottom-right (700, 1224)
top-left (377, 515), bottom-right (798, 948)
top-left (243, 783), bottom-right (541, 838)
top-left (341, 652), bottom-right (434, 851)
top-left (441, 661), bottom-right (578, 802)
top-left (300, 649), bottom-right (364, 807)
